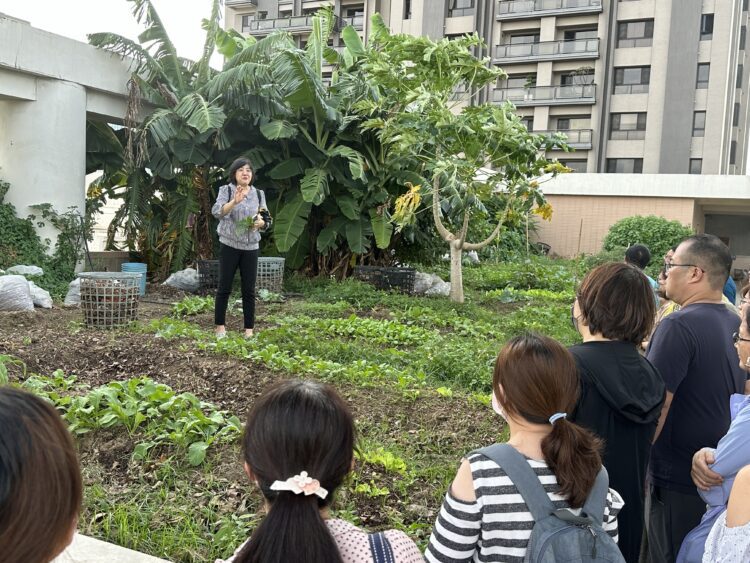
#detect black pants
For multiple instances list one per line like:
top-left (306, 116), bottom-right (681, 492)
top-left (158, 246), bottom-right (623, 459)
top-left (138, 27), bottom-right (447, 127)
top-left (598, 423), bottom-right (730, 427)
top-left (214, 244), bottom-right (258, 329)
top-left (643, 484), bottom-right (706, 563)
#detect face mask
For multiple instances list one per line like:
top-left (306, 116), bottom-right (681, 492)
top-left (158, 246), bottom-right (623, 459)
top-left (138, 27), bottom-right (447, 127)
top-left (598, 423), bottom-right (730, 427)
top-left (570, 303), bottom-right (579, 331)
top-left (491, 391), bottom-right (507, 420)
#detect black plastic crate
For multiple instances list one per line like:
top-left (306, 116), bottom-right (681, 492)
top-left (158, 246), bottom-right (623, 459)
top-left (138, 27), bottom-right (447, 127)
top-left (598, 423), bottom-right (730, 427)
top-left (352, 266), bottom-right (416, 294)
top-left (197, 259), bottom-right (220, 290)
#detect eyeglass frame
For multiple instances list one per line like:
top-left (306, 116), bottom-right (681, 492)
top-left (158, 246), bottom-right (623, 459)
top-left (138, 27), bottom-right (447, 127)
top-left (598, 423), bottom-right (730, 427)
top-left (733, 332), bottom-right (750, 345)
top-left (663, 262), bottom-right (704, 274)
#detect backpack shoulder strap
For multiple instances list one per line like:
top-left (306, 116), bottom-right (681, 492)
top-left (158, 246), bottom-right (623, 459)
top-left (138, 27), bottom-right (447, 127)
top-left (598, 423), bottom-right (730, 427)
top-left (581, 466), bottom-right (609, 526)
top-left (474, 443), bottom-right (555, 522)
top-left (368, 531), bottom-right (395, 563)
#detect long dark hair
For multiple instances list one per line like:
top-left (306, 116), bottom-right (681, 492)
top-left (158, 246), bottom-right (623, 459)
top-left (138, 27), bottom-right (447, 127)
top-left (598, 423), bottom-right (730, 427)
top-left (236, 380), bottom-right (355, 563)
top-left (493, 334), bottom-right (602, 508)
top-left (0, 387), bottom-right (82, 563)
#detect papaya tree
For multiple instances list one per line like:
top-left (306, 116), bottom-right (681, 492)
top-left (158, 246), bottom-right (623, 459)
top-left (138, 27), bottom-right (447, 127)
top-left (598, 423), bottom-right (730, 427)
top-left (354, 17), bottom-right (569, 302)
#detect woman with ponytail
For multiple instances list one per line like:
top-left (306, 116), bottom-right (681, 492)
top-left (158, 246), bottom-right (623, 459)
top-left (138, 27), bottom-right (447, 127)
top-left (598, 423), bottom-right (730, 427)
top-left (426, 333), bottom-right (624, 562)
top-left (218, 379), bottom-right (424, 563)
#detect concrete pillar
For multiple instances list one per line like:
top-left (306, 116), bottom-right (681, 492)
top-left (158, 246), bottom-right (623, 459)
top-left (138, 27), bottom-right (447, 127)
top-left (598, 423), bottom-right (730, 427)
top-left (0, 78), bottom-right (86, 250)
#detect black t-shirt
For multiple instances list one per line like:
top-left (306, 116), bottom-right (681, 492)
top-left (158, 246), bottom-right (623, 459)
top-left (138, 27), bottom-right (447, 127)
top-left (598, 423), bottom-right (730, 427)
top-left (646, 303), bottom-right (745, 494)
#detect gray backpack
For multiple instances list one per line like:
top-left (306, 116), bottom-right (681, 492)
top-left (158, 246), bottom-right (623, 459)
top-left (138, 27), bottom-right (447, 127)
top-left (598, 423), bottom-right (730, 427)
top-left (476, 444), bottom-right (625, 563)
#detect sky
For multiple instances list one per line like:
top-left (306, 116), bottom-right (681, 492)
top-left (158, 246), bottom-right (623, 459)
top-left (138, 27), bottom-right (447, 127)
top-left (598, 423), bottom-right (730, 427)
top-left (0, 0), bottom-right (221, 65)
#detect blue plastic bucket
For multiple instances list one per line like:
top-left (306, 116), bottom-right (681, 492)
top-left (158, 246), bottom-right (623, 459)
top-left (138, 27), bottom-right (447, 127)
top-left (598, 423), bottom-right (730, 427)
top-left (121, 262), bottom-right (147, 295)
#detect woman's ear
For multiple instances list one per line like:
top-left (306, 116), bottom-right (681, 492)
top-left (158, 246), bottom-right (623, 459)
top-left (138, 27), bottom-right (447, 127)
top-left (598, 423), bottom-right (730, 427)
top-left (244, 461), bottom-right (256, 483)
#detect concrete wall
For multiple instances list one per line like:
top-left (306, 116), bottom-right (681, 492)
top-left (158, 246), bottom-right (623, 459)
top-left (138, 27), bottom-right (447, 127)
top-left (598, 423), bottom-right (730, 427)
top-left (705, 214), bottom-right (750, 256)
top-left (534, 173), bottom-right (750, 257)
top-left (536, 194), bottom-right (696, 256)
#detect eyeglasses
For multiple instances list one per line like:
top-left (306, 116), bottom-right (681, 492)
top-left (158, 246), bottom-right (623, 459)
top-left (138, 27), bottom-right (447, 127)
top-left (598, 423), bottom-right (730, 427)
top-left (664, 262), bottom-right (704, 274)
top-left (733, 332), bottom-right (750, 344)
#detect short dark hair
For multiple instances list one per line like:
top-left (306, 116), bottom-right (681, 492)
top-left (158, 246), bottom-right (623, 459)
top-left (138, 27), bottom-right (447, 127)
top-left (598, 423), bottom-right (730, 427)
top-left (227, 157), bottom-right (255, 185)
top-left (625, 244), bottom-right (651, 270)
top-left (680, 234), bottom-right (732, 291)
top-left (577, 262), bottom-right (656, 343)
top-left (239, 380), bottom-right (355, 563)
top-left (0, 387), bottom-right (82, 562)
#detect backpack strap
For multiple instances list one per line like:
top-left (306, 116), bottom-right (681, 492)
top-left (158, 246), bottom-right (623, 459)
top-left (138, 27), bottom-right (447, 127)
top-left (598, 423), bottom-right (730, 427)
top-left (581, 466), bottom-right (609, 526)
top-left (474, 443), bottom-right (555, 523)
top-left (368, 531), bottom-right (395, 563)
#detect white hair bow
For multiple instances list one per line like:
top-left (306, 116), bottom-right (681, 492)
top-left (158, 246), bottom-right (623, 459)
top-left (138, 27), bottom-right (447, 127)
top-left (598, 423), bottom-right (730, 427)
top-left (270, 471), bottom-right (328, 499)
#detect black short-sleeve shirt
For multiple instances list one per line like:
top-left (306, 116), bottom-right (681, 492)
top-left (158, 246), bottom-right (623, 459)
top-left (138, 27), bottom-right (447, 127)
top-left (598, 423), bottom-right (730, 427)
top-left (646, 303), bottom-right (746, 494)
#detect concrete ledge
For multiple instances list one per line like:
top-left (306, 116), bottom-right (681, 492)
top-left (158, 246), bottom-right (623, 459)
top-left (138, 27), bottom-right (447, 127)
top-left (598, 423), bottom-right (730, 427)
top-left (53, 534), bottom-right (169, 563)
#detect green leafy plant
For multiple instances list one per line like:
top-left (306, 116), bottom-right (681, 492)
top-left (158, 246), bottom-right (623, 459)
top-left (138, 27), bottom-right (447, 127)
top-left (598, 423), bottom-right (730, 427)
top-left (603, 215), bottom-right (694, 274)
top-left (171, 295), bottom-right (215, 317)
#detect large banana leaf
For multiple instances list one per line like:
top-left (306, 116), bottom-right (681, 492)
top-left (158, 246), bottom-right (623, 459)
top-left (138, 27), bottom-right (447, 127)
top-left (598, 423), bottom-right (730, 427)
top-left (300, 167), bottom-right (329, 205)
top-left (142, 108), bottom-right (186, 146)
top-left (336, 196), bottom-right (360, 220)
top-left (328, 145), bottom-right (366, 180)
top-left (268, 157), bottom-right (307, 180)
top-left (175, 93), bottom-right (226, 133)
top-left (195, 0), bottom-right (222, 86)
top-left (282, 233), bottom-right (311, 270)
top-left (345, 216), bottom-right (373, 254)
top-left (260, 120), bottom-right (297, 140)
top-left (370, 209), bottom-right (394, 249)
top-left (274, 194), bottom-right (313, 252)
top-left (130, 0), bottom-right (185, 92)
top-left (316, 216), bottom-right (347, 254)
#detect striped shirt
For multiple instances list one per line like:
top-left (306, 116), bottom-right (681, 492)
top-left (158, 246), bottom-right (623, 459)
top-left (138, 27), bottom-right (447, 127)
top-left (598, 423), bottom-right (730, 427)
top-left (425, 452), bottom-right (624, 563)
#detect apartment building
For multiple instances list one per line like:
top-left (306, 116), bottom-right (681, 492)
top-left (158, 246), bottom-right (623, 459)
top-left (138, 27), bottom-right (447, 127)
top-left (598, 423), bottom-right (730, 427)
top-left (225, 0), bottom-right (750, 174)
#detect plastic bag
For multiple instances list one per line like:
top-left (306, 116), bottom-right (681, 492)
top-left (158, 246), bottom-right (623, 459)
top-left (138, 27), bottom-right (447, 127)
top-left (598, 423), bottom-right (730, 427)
top-left (0, 275), bottom-right (35, 311)
top-left (64, 278), bottom-right (81, 307)
top-left (163, 268), bottom-right (200, 293)
top-left (28, 281), bottom-right (53, 308)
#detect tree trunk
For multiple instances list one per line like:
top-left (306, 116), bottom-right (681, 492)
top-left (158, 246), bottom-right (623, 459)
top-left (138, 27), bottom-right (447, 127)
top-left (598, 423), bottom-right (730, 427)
top-left (449, 240), bottom-right (464, 303)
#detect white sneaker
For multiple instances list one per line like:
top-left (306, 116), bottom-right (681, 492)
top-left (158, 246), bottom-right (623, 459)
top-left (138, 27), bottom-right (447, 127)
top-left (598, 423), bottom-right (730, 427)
top-left (215, 330), bottom-right (227, 339)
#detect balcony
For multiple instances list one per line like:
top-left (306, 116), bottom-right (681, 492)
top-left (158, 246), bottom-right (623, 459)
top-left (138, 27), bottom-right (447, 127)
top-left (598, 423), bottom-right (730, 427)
top-left (534, 129), bottom-right (593, 149)
top-left (341, 14), bottom-right (364, 30)
top-left (494, 38), bottom-right (599, 64)
top-left (493, 84), bottom-right (596, 106)
top-left (244, 15), bottom-right (342, 35)
top-left (226, 0), bottom-right (257, 6)
top-left (496, 0), bottom-right (603, 20)
top-left (609, 129), bottom-right (646, 140)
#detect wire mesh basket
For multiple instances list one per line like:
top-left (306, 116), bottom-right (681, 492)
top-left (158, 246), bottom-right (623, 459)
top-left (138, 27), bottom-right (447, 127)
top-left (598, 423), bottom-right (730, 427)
top-left (78, 272), bottom-right (140, 329)
top-left (257, 257), bottom-right (285, 293)
top-left (352, 266), bottom-right (416, 294)
top-left (197, 260), bottom-right (220, 291)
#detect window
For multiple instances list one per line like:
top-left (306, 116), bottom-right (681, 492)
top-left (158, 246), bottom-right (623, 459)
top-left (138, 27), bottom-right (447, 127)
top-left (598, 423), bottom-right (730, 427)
top-left (520, 116), bottom-right (533, 130)
top-left (505, 74), bottom-right (536, 88)
top-left (563, 29), bottom-right (598, 41)
top-left (557, 118), bottom-right (570, 130)
top-left (741, 26), bottom-right (747, 50)
top-left (696, 63), bottom-right (710, 89)
top-left (404, 0), bottom-right (411, 19)
top-left (614, 66), bottom-right (650, 94)
top-left (737, 65), bottom-right (744, 88)
top-left (561, 160), bottom-right (587, 173)
top-left (555, 116), bottom-right (590, 130)
top-left (730, 141), bottom-right (737, 164)
top-left (689, 159), bottom-right (702, 174)
top-left (279, 9), bottom-right (292, 18)
top-left (448, 0), bottom-right (474, 17)
top-left (734, 103), bottom-right (741, 127)
top-left (509, 33), bottom-right (540, 44)
top-left (617, 20), bottom-right (654, 48)
top-left (345, 4), bottom-right (364, 17)
top-left (610, 113), bottom-right (647, 139)
top-left (257, 11), bottom-right (267, 20)
top-left (692, 111), bottom-right (706, 137)
top-left (745, 0), bottom-right (749, 11)
top-left (560, 70), bottom-right (594, 86)
top-left (606, 158), bottom-right (643, 173)
top-left (241, 14), bottom-right (255, 31)
top-left (700, 14), bottom-right (714, 40)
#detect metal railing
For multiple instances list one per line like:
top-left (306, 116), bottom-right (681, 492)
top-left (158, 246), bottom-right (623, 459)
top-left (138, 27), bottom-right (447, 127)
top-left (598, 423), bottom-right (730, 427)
top-left (493, 84), bottom-right (596, 105)
top-left (448, 7), bottom-right (476, 16)
top-left (535, 129), bottom-right (593, 148)
top-left (609, 129), bottom-right (646, 140)
top-left (616, 37), bottom-right (653, 48)
top-left (226, 0), bottom-right (257, 5)
top-left (494, 38), bottom-right (599, 62)
top-left (341, 14), bottom-right (364, 29)
top-left (496, 0), bottom-right (602, 19)
top-left (245, 14), bottom-right (343, 33)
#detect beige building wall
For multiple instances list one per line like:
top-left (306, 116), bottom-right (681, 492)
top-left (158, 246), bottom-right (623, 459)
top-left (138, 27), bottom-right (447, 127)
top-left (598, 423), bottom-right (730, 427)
top-left (536, 194), bottom-right (695, 256)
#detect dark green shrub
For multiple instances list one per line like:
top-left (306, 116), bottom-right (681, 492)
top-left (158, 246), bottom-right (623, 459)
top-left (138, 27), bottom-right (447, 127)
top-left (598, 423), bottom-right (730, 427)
top-left (603, 215), bottom-right (693, 273)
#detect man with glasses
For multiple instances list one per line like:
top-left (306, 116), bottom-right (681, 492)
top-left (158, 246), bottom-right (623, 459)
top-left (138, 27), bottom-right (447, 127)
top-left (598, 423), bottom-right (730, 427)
top-left (644, 235), bottom-right (747, 563)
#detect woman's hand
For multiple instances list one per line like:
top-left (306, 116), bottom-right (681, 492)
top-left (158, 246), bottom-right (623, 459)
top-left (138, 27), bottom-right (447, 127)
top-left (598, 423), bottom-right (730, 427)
top-left (233, 186), bottom-right (248, 204)
top-left (253, 217), bottom-right (265, 231)
top-left (691, 447), bottom-right (723, 491)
